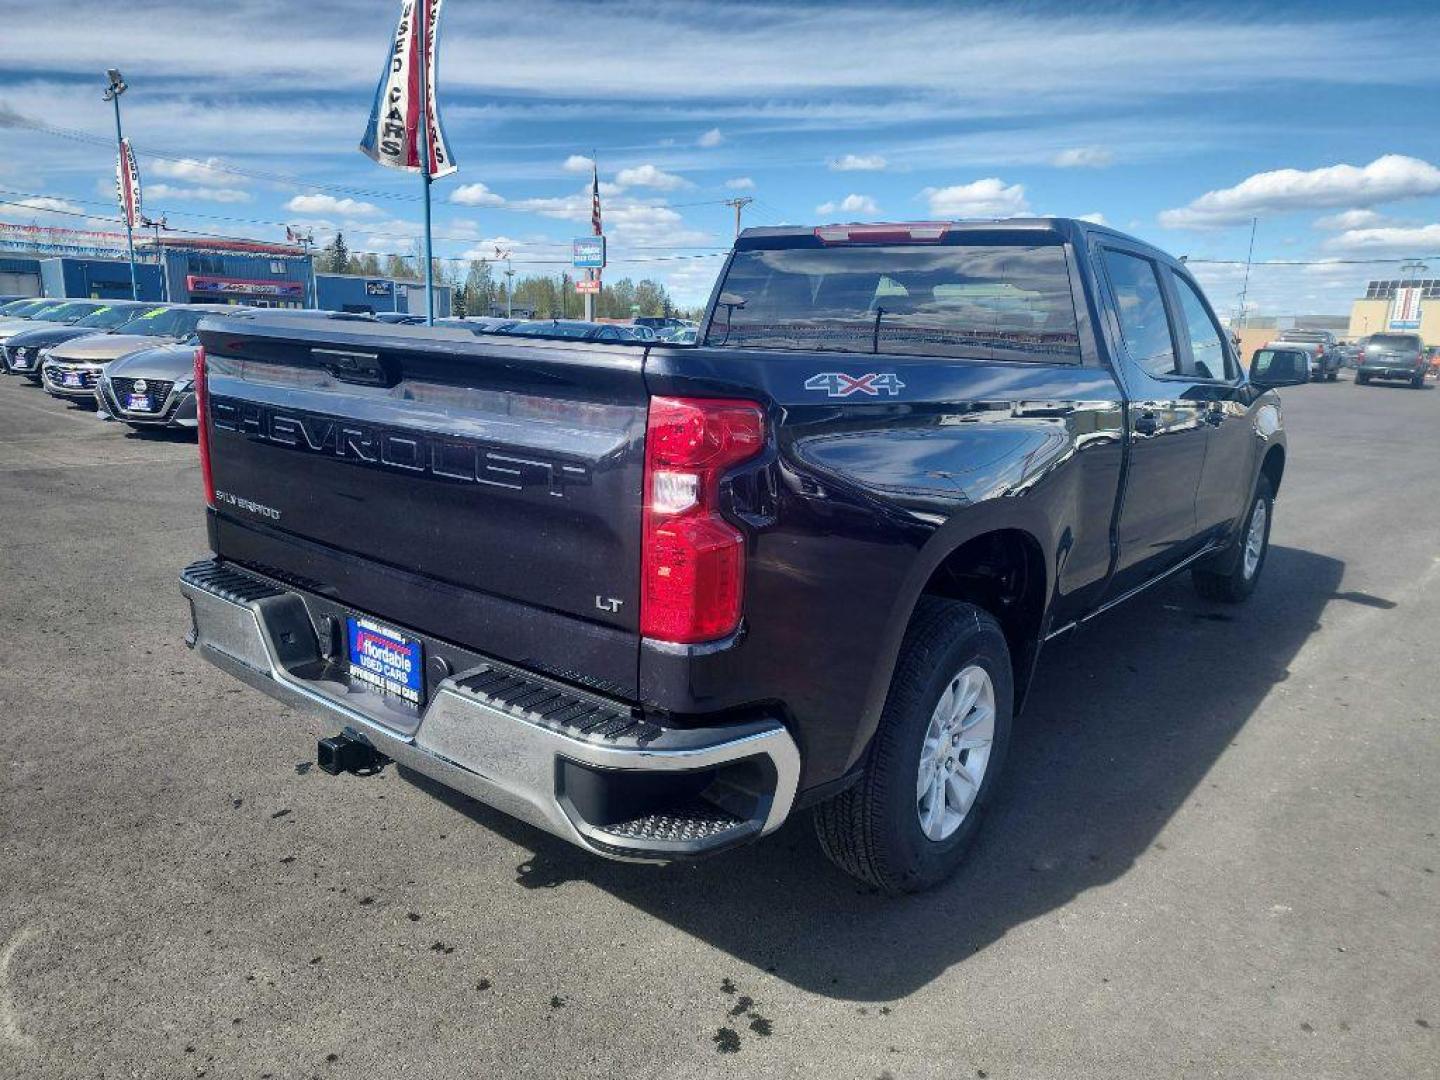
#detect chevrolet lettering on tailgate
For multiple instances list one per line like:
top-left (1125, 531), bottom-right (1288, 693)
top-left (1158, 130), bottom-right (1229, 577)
top-left (209, 398), bottom-right (591, 496)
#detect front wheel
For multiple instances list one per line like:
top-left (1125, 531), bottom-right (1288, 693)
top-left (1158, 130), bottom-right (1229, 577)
top-left (1356, 373), bottom-right (1370, 385)
top-left (813, 598), bottom-right (1013, 894)
top-left (1192, 476), bottom-right (1274, 603)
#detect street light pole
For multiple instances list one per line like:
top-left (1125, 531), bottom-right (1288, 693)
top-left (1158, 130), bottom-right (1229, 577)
top-left (103, 69), bottom-right (139, 301)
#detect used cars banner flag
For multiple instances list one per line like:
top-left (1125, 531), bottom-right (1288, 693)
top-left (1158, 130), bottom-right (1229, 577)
top-left (115, 137), bottom-right (142, 229)
top-left (359, 0), bottom-right (458, 177)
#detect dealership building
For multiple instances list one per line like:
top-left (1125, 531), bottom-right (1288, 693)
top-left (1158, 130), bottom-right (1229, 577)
top-left (1347, 277), bottom-right (1438, 344)
top-left (0, 223), bottom-right (450, 316)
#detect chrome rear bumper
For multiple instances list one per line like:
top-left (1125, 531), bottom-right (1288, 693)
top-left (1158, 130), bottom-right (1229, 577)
top-left (180, 559), bottom-right (800, 861)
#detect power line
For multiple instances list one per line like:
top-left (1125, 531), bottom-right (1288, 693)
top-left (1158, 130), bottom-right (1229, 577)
top-left (4, 116), bottom-right (741, 216)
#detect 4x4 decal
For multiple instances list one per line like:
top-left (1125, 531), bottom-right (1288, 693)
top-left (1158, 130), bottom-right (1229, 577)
top-left (804, 372), bottom-right (906, 398)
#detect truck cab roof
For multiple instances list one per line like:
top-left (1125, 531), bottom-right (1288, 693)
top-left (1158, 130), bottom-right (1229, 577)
top-left (736, 217), bottom-right (1148, 253)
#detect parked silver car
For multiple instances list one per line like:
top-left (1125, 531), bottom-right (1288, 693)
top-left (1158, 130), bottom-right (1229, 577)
top-left (42, 304), bottom-right (247, 403)
top-left (96, 343), bottom-right (202, 430)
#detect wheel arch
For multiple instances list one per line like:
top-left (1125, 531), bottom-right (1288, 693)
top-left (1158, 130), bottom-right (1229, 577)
top-left (1260, 443), bottom-right (1285, 497)
top-left (844, 516), bottom-right (1055, 776)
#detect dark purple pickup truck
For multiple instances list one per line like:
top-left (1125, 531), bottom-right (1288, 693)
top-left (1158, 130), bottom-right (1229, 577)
top-left (180, 219), bottom-right (1303, 892)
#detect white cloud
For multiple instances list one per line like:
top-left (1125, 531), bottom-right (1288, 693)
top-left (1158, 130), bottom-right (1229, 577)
top-left (1051, 146), bottom-right (1113, 168)
top-left (922, 178), bottom-right (1029, 218)
top-left (613, 164), bottom-right (690, 191)
top-left (816, 193), bottom-right (880, 217)
top-left (1323, 223), bottom-right (1440, 256)
top-left (829, 154), bottom-right (887, 172)
top-left (1077, 212), bottom-right (1109, 225)
top-left (13, 195), bottom-right (84, 215)
top-left (724, 177), bottom-right (756, 190)
top-left (1160, 155), bottom-right (1440, 228)
top-left (285, 194), bottom-right (381, 217)
top-left (148, 183), bottom-right (251, 203)
top-left (698, 128), bottom-right (724, 147)
top-left (451, 182), bottom-right (505, 207)
top-left (151, 156), bottom-right (237, 185)
top-left (561, 154), bottom-right (594, 173)
top-left (1314, 208), bottom-right (1385, 230)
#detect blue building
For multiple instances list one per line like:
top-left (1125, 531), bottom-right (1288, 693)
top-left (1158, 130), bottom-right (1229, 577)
top-left (0, 223), bottom-right (449, 315)
top-left (315, 273), bottom-right (452, 317)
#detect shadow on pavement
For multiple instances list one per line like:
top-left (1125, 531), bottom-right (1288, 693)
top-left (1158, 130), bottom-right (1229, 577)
top-left (404, 544), bottom-right (1350, 1000)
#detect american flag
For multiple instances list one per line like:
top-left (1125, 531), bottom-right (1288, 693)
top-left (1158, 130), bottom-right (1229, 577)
top-left (590, 159), bottom-right (603, 237)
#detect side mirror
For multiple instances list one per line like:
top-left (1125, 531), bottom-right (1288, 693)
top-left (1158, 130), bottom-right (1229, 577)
top-left (1250, 350), bottom-right (1309, 389)
top-left (717, 291), bottom-right (747, 309)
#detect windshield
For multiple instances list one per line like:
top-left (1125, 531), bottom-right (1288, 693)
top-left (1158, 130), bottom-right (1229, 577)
top-left (0, 299), bottom-right (39, 316)
top-left (74, 304), bottom-right (161, 329)
top-left (509, 321), bottom-right (596, 339)
top-left (44, 301), bottom-right (105, 324)
top-left (707, 243), bottom-right (1082, 361)
top-left (111, 306), bottom-right (210, 339)
top-left (7, 300), bottom-right (62, 319)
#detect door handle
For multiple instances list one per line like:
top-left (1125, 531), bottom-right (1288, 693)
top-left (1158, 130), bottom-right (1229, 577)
top-left (1134, 412), bottom-right (1159, 436)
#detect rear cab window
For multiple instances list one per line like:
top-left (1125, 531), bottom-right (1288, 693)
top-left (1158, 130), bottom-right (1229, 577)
top-left (705, 242), bottom-right (1082, 362)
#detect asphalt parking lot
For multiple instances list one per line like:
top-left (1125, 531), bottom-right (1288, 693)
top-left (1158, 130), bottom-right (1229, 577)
top-left (1, 373), bottom-right (1436, 1080)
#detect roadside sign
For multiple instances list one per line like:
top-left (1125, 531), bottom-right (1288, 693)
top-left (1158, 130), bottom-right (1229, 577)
top-left (573, 236), bottom-right (606, 269)
top-left (575, 278), bottom-right (600, 294)
top-left (1390, 285), bottom-right (1422, 330)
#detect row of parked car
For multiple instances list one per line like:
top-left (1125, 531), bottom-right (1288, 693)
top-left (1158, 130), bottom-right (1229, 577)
top-left (1258, 326), bottom-right (1437, 388)
top-left (0, 294), bottom-right (701, 433)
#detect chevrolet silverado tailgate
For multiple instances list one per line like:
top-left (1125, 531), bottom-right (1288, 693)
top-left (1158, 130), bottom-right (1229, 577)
top-left (197, 317), bottom-right (647, 698)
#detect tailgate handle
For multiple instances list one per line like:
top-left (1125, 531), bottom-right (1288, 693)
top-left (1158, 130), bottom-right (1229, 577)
top-left (312, 347), bottom-right (392, 387)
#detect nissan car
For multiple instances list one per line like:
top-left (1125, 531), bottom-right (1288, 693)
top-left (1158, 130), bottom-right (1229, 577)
top-left (95, 342), bottom-right (203, 431)
top-left (3, 300), bottom-right (161, 382)
top-left (41, 304), bottom-right (245, 404)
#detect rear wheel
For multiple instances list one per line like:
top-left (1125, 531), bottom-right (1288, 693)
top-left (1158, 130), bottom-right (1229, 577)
top-left (1327, 369), bottom-right (1339, 382)
top-left (813, 598), bottom-right (1013, 894)
top-left (1192, 476), bottom-right (1274, 603)
top-left (1411, 372), bottom-right (1425, 388)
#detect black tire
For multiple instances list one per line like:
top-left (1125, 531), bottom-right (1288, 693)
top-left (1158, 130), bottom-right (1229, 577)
top-left (1355, 372), bottom-right (1369, 385)
top-left (813, 597), bottom-right (1013, 894)
top-left (1192, 475), bottom-right (1274, 603)
top-left (1327, 370), bottom-right (1339, 382)
top-left (1411, 372), bottom-right (1425, 388)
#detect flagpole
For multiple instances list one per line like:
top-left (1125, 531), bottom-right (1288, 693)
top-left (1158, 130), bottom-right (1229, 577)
top-left (104, 71), bottom-right (139, 301)
top-left (418, 0), bottom-right (436, 325)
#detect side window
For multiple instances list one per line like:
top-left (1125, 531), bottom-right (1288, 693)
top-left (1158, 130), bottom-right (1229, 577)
top-left (1172, 273), bottom-right (1233, 381)
top-left (1101, 249), bottom-right (1178, 377)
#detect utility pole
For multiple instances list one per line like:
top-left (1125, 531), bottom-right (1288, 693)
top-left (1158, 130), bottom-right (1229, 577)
top-left (724, 196), bottom-right (754, 239)
top-left (289, 227), bottom-right (317, 308)
top-left (103, 68), bottom-right (138, 301)
top-left (1236, 216), bottom-right (1257, 325)
top-left (140, 214), bottom-right (171, 301)
top-left (494, 247), bottom-right (515, 318)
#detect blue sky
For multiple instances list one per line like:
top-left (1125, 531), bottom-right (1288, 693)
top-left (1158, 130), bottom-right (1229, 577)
top-left (2, 0), bottom-right (1439, 311)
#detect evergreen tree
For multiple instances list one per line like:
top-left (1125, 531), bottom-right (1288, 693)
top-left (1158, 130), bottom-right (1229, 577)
top-left (321, 232), bottom-right (350, 274)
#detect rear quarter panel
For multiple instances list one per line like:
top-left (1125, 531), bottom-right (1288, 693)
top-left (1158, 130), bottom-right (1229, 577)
top-left (643, 346), bottom-right (1125, 788)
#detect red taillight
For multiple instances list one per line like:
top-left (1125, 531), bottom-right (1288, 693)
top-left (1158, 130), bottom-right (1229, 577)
top-left (814, 222), bottom-right (949, 245)
top-left (641, 396), bottom-right (765, 643)
top-left (194, 345), bottom-right (215, 508)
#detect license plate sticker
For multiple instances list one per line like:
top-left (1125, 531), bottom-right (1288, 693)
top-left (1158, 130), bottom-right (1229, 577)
top-left (346, 616), bottom-right (424, 707)
top-left (125, 393), bottom-right (153, 411)
top-left (63, 373), bottom-right (82, 387)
